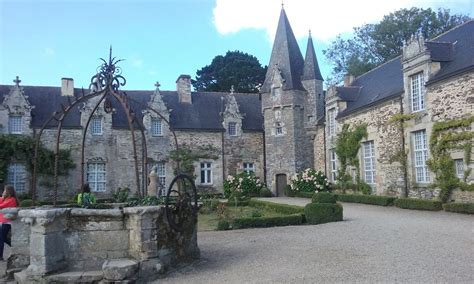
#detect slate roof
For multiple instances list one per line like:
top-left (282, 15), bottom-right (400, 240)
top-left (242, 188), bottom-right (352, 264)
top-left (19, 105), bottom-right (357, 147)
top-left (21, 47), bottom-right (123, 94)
top-left (261, 8), bottom-right (305, 93)
top-left (0, 86), bottom-right (263, 131)
top-left (426, 20), bottom-right (474, 85)
top-left (337, 57), bottom-right (404, 118)
top-left (302, 35), bottom-right (323, 81)
top-left (338, 20), bottom-right (474, 118)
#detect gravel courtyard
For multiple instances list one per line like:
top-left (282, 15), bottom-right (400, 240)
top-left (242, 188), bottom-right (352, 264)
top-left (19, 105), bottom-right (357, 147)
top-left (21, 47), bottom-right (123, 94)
top-left (159, 198), bottom-right (473, 283)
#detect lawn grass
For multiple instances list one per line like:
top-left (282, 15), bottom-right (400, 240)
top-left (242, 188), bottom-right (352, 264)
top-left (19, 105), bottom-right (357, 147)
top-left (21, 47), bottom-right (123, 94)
top-left (198, 206), bottom-right (287, 231)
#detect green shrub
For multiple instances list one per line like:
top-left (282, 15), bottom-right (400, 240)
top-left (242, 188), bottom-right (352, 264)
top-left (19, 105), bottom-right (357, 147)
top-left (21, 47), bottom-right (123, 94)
top-left (312, 192), bottom-right (336, 204)
top-left (335, 194), bottom-right (396, 206)
top-left (224, 172), bottom-right (264, 198)
top-left (248, 199), bottom-right (304, 215)
top-left (290, 168), bottom-right (332, 193)
top-left (248, 209), bottom-right (262, 218)
top-left (201, 198), bottom-right (220, 212)
top-left (216, 219), bottom-right (231, 230)
top-left (20, 199), bottom-right (33, 207)
top-left (284, 185), bottom-right (295, 197)
top-left (232, 214), bottom-right (303, 229)
top-left (113, 187), bottom-right (130, 203)
top-left (294, 192), bottom-right (314, 198)
top-left (259, 187), bottom-right (273, 197)
top-left (359, 181), bottom-right (372, 195)
top-left (395, 198), bottom-right (442, 211)
top-left (443, 202), bottom-right (474, 214)
top-left (304, 203), bottom-right (343, 225)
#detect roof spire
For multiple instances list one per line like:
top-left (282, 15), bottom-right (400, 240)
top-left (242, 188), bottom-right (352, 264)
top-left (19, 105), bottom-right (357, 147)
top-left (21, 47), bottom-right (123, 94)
top-left (302, 33), bottom-right (323, 81)
top-left (261, 6), bottom-right (304, 92)
top-left (13, 76), bottom-right (21, 86)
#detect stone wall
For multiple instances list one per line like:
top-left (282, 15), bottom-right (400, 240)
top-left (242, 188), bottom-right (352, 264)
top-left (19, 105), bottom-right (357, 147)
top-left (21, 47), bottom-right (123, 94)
top-left (7, 205), bottom-right (199, 283)
top-left (313, 125), bottom-right (326, 174)
top-left (338, 99), bottom-right (405, 196)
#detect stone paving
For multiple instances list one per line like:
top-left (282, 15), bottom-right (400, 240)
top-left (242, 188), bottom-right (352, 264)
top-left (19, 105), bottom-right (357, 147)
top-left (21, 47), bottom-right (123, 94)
top-left (157, 197), bottom-right (474, 283)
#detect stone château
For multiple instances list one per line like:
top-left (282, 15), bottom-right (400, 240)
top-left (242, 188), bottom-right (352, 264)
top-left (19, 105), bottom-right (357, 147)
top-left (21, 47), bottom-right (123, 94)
top-left (1, 7), bottom-right (473, 201)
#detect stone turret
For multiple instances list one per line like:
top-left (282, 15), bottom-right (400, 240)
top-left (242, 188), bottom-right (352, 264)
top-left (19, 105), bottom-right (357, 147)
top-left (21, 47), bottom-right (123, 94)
top-left (302, 31), bottom-right (324, 125)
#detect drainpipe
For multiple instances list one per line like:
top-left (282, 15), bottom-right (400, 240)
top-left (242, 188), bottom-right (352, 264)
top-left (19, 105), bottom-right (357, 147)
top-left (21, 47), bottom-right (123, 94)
top-left (399, 96), bottom-right (409, 198)
top-left (220, 97), bottom-right (226, 187)
top-left (262, 129), bottom-right (267, 186)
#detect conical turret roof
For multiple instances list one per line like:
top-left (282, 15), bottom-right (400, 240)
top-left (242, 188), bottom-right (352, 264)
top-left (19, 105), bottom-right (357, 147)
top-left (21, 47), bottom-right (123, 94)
top-left (261, 8), bottom-right (304, 93)
top-left (302, 32), bottom-right (323, 81)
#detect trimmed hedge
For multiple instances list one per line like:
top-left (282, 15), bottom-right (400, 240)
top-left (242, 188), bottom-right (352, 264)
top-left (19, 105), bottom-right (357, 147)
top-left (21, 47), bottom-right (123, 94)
top-left (232, 214), bottom-right (303, 229)
top-left (294, 192), bottom-right (314, 198)
top-left (335, 194), bottom-right (396, 206)
top-left (395, 198), bottom-right (442, 211)
top-left (248, 199), bottom-right (304, 215)
top-left (442, 202), bottom-right (474, 214)
top-left (304, 203), bottom-right (343, 225)
top-left (226, 199), bottom-right (250, 207)
top-left (312, 192), bottom-right (336, 204)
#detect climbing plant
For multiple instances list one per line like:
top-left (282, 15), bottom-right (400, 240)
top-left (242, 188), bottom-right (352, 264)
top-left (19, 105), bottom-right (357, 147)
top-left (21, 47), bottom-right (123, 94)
top-left (427, 115), bottom-right (474, 202)
top-left (169, 143), bottom-right (219, 178)
top-left (334, 123), bottom-right (368, 192)
top-left (0, 134), bottom-right (75, 185)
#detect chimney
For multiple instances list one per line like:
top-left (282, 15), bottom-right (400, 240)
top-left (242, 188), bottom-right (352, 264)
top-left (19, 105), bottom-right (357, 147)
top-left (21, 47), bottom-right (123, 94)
top-left (343, 74), bottom-right (355, 87)
top-left (176, 75), bottom-right (192, 103)
top-left (61, 78), bottom-right (74, 96)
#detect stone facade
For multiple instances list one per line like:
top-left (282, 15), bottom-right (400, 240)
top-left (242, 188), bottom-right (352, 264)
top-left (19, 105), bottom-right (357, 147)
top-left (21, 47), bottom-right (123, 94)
top-left (319, 24), bottom-right (474, 202)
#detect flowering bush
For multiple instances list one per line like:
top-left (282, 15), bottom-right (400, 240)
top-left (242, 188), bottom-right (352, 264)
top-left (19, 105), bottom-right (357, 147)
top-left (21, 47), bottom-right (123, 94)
top-left (224, 172), bottom-right (264, 198)
top-left (290, 168), bottom-right (332, 193)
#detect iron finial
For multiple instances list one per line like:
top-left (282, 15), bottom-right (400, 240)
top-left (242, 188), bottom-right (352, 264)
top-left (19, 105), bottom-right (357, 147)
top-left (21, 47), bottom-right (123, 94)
top-left (230, 85), bottom-right (235, 93)
top-left (13, 76), bottom-right (21, 86)
top-left (155, 81), bottom-right (161, 88)
top-left (309, 29), bottom-right (312, 38)
top-left (109, 45), bottom-right (113, 65)
top-left (281, 0), bottom-right (284, 9)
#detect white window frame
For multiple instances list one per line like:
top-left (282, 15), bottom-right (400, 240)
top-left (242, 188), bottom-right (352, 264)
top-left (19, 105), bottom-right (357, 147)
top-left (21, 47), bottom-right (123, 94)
top-left (91, 116), bottom-right (103, 136)
top-left (330, 150), bottom-right (337, 182)
top-left (362, 141), bottom-right (376, 184)
top-left (156, 162), bottom-right (166, 187)
top-left (200, 162), bottom-right (212, 185)
top-left (228, 122), bottom-right (237, 136)
top-left (410, 72), bottom-right (425, 112)
top-left (151, 117), bottom-right (163, 136)
top-left (243, 162), bottom-right (255, 174)
top-left (87, 162), bottom-right (106, 192)
top-left (276, 122), bottom-right (283, 136)
top-left (8, 115), bottom-right (22, 134)
top-left (454, 159), bottom-right (464, 179)
top-left (413, 130), bottom-right (430, 183)
top-left (7, 162), bottom-right (26, 193)
top-left (328, 108), bottom-right (337, 136)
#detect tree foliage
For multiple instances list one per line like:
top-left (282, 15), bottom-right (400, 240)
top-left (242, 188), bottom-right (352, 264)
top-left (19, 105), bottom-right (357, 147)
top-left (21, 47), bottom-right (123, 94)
top-left (192, 50), bottom-right (267, 93)
top-left (324, 7), bottom-right (471, 84)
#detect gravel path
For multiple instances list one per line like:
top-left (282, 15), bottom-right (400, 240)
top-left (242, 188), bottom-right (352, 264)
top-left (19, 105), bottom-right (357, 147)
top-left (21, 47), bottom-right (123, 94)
top-left (158, 198), bottom-right (474, 283)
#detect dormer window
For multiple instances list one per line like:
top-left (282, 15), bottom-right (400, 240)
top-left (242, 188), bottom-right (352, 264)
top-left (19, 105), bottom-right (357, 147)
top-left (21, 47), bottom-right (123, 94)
top-left (328, 108), bottom-right (337, 136)
top-left (272, 87), bottom-right (281, 97)
top-left (410, 72), bottom-right (425, 112)
top-left (8, 115), bottom-right (22, 134)
top-left (228, 122), bottom-right (237, 136)
top-left (91, 116), bottom-right (103, 136)
top-left (151, 118), bottom-right (163, 136)
top-left (276, 122), bottom-right (283, 135)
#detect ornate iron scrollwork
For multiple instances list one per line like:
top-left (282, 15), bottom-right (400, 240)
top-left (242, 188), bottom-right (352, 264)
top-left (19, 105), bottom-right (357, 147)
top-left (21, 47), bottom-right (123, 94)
top-left (165, 174), bottom-right (198, 232)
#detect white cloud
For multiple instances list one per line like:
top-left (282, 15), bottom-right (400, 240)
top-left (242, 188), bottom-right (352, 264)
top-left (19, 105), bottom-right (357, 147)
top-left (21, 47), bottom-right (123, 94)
top-left (213, 0), bottom-right (472, 42)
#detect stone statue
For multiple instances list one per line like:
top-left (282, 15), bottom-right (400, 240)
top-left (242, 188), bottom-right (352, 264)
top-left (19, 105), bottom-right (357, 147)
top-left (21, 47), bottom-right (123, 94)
top-left (148, 166), bottom-right (158, 197)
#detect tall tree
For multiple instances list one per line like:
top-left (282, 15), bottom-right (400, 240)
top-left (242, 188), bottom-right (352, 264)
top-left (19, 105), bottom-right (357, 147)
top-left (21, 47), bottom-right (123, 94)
top-left (193, 51), bottom-right (267, 93)
top-left (324, 8), bottom-right (471, 84)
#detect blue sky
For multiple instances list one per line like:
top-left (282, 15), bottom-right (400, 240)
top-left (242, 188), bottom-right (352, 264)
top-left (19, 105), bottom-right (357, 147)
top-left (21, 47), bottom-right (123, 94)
top-left (0, 0), bottom-right (472, 91)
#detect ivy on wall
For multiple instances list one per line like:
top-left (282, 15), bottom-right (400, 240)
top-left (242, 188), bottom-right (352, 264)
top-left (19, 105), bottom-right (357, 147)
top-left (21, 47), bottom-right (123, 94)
top-left (334, 123), bottom-right (370, 194)
top-left (169, 143), bottom-right (219, 178)
top-left (427, 115), bottom-right (474, 202)
top-left (0, 134), bottom-right (75, 186)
